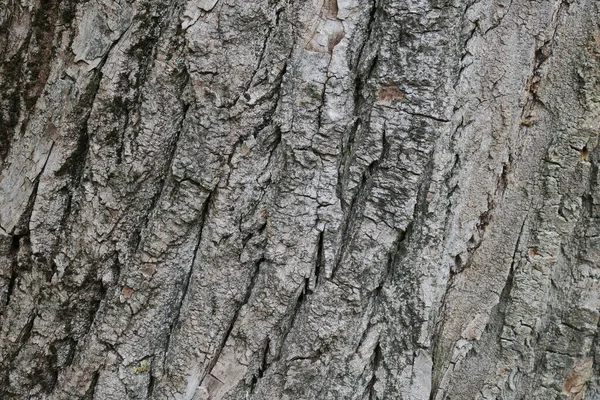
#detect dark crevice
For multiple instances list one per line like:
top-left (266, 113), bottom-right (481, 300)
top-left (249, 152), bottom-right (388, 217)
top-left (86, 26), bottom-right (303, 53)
top-left (288, 348), bottom-right (323, 363)
top-left (135, 98), bottom-right (190, 254)
top-left (226, 53), bottom-right (287, 186)
top-left (93, 21), bottom-right (134, 74)
top-left (476, 199), bottom-right (495, 232)
top-left (464, 215), bottom-right (527, 389)
top-left (355, 321), bottom-right (377, 353)
top-left (13, 141), bottom-right (54, 235)
top-left (588, 319), bottom-right (600, 392)
top-left (331, 169), bottom-right (369, 279)
top-left (49, 338), bottom-right (77, 370)
top-left (18, 313), bottom-right (35, 344)
top-left (29, 348), bottom-right (59, 393)
top-left (5, 234), bottom-right (25, 307)
top-left (0, 52), bottom-right (24, 167)
top-left (202, 256), bottom-right (264, 384)
top-left (23, 0), bottom-right (60, 110)
top-left (444, 153), bottom-right (460, 209)
top-left (272, 284), bottom-right (308, 363)
top-left (162, 190), bottom-right (214, 373)
top-left (249, 338), bottom-right (271, 394)
top-left (337, 0), bottom-right (380, 209)
top-left (49, 72), bottom-right (103, 255)
top-left (5, 270), bottom-right (17, 307)
top-left (127, 6), bottom-right (163, 83)
top-left (204, 311), bottom-right (237, 383)
top-left (165, 101), bottom-right (190, 178)
top-left (373, 224), bottom-right (410, 298)
top-left (241, 221), bottom-right (268, 253)
top-left (483, 0), bottom-right (512, 34)
top-left (450, 196), bottom-right (496, 277)
top-left (454, 3), bottom-right (480, 89)
top-left (520, 0), bottom-right (569, 123)
top-left (87, 279), bottom-right (108, 329)
top-left (404, 110), bottom-right (450, 123)
top-left (333, 13), bottom-right (382, 276)
top-left (315, 78), bottom-right (329, 138)
top-left (364, 342), bottom-right (382, 400)
top-left (0, 0), bottom-right (61, 165)
top-left (252, 61), bottom-right (287, 137)
top-left (495, 155), bottom-right (512, 197)
top-left (82, 371), bottom-right (100, 400)
top-left (0, 311), bottom-right (36, 394)
top-left (147, 371), bottom-right (156, 398)
top-left (237, 6), bottom-right (282, 104)
top-left (508, 215), bottom-right (528, 274)
top-left (55, 123), bottom-right (90, 183)
top-left (242, 258), bottom-right (264, 305)
top-left (261, 120), bottom-right (284, 176)
top-left (431, 215), bottom-right (528, 397)
top-left (332, 128), bottom-right (392, 280)
top-left (353, 0), bottom-right (378, 72)
top-left (58, 67), bottom-right (104, 185)
top-left (314, 230), bottom-right (324, 288)
top-left (331, 140), bottom-right (381, 278)
top-left (336, 118), bottom-right (360, 209)
top-left (258, 338), bottom-right (270, 378)
top-left (267, 123), bottom-right (283, 153)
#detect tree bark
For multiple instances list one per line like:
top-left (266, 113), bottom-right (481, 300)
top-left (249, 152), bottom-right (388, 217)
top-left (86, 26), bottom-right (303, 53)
top-left (1, 0), bottom-right (599, 398)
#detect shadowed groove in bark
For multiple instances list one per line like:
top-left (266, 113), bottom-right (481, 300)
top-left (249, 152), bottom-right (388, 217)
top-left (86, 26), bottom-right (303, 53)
top-left (249, 337), bottom-right (271, 394)
top-left (0, 310), bottom-right (35, 395)
top-left (83, 371), bottom-right (100, 400)
top-left (236, 4), bottom-right (286, 106)
top-left (364, 341), bottom-right (382, 400)
top-left (23, 0), bottom-right (59, 109)
top-left (144, 98), bottom-right (190, 224)
top-left (336, 0), bottom-right (379, 209)
top-left (4, 233), bottom-right (24, 307)
top-left (331, 112), bottom-right (383, 279)
top-left (13, 141), bottom-right (55, 235)
top-left (0, 0), bottom-right (60, 166)
top-left (331, 25), bottom-right (382, 280)
top-left (271, 281), bottom-right (310, 365)
top-left (201, 255), bottom-right (265, 386)
top-left (314, 230), bottom-right (324, 289)
top-left (162, 190), bottom-right (214, 370)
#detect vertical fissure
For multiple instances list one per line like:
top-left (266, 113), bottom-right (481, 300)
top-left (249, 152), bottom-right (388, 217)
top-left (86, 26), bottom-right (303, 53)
top-left (364, 342), bottom-right (382, 400)
top-left (314, 230), bottom-right (324, 288)
top-left (162, 189), bottom-right (214, 372)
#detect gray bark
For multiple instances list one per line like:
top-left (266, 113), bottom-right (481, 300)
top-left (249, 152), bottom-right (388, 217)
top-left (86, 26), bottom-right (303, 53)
top-left (0, 0), bottom-right (599, 398)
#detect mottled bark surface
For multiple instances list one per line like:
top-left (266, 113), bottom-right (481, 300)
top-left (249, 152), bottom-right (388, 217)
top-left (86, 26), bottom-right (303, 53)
top-left (1, 0), bottom-right (599, 398)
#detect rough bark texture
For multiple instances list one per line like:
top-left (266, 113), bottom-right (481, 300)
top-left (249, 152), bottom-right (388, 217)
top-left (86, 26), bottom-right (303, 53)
top-left (1, 0), bottom-right (600, 398)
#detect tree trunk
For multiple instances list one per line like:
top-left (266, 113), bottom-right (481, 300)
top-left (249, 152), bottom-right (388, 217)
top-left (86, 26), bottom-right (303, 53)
top-left (1, 0), bottom-right (599, 398)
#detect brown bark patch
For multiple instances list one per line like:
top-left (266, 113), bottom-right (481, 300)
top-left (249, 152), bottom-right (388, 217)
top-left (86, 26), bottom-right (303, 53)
top-left (142, 264), bottom-right (156, 278)
top-left (121, 285), bottom-right (135, 298)
top-left (325, 0), bottom-right (338, 18)
top-left (520, 117), bottom-right (536, 127)
top-left (579, 146), bottom-right (589, 161)
top-left (377, 86), bottom-right (405, 102)
top-left (328, 29), bottom-right (345, 53)
top-left (528, 247), bottom-right (538, 257)
top-left (563, 357), bottom-right (593, 398)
